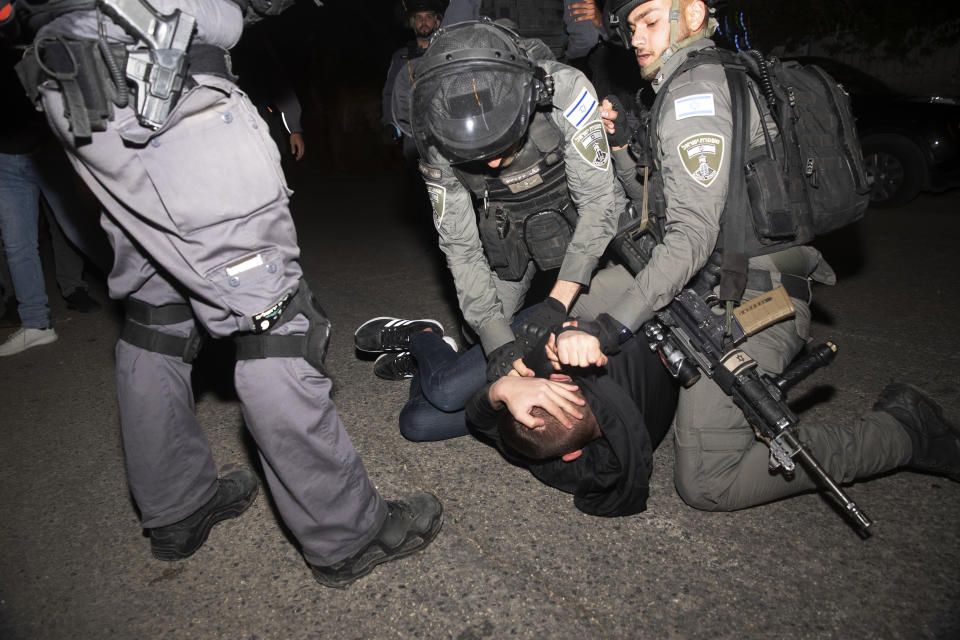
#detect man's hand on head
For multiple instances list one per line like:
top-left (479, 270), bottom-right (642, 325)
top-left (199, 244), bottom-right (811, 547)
top-left (488, 376), bottom-right (585, 430)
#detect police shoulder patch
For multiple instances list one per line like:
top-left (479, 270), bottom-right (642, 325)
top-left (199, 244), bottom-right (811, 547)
top-left (425, 183), bottom-right (446, 229)
top-left (676, 132), bottom-right (724, 188)
top-left (572, 120), bottom-right (610, 171)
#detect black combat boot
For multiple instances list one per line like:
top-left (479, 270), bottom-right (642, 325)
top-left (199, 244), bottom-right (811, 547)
top-left (310, 491), bottom-right (443, 588)
top-left (873, 383), bottom-right (960, 481)
top-left (149, 469), bottom-right (260, 561)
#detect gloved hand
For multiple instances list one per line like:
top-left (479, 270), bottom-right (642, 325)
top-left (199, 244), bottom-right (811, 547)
top-left (514, 297), bottom-right (568, 357)
top-left (561, 313), bottom-right (631, 355)
top-left (485, 340), bottom-right (522, 381)
top-left (601, 95), bottom-right (631, 148)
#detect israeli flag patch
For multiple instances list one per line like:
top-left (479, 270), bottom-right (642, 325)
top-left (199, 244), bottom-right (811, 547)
top-left (674, 93), bottom-right (716, 120)
top-left (564, 87), bottom-right (598, 128)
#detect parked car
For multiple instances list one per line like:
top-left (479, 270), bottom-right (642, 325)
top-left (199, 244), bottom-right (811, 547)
top-left (787, 57), bottom-right (960, 207)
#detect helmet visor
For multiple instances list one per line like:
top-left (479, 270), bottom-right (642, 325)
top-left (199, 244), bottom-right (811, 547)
top-left (412, 59), bottom-right (536, 163)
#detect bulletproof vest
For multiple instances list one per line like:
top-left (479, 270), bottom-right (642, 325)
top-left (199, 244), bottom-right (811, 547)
top-left (454, 110), bottom-right (575, 281)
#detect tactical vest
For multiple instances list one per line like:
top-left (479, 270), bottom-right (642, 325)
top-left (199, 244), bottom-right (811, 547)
top-left (454, 110), bottom-right (575, 281)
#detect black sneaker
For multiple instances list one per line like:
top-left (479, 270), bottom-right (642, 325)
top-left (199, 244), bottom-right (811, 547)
top-left (64, 289), bottom-right (101, 313)
top-left (374, 351), bottom-right (417, 381)
top-left (149, 469), bottom-right (260, 561)
top-left (354, 317), bottom-right (443, 353)
top-left (309, 491), bottom-right (443, 588)
top-left (873, 383), bottom-right (960, 481)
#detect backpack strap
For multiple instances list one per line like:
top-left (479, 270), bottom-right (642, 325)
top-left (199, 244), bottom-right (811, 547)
top-left (717, 64), bottom-right (751, 307)
top-left (643, 49), bottom-right (752, 308)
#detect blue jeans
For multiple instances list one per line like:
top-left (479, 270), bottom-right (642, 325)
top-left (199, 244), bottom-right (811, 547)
top-left (398, 332), bottom-right (487, 441)
top-left (398, 307), bottom-right (538, 442)
top-left (0, 152), bottom-right (50, 328)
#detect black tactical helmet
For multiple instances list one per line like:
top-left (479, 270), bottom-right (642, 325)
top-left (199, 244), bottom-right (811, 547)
top-left (410, 19), bottom-right (551, 163)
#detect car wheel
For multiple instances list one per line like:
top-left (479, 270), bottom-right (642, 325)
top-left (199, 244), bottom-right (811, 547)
top-left (861, 134), bottom-right (926, 208)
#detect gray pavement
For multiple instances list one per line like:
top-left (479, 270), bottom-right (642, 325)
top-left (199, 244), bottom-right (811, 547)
top-left (1, 167), bottom-right (959, 640)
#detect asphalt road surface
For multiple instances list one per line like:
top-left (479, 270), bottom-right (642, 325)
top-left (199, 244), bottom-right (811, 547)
top-left (1, 164), bottom-right (958, 640)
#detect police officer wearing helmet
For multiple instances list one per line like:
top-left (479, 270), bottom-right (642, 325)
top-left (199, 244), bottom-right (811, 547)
top-left (408, 18), bottom-right (628, 377)
top-left (590, 0), bottom-right (960, 511)
top-left (10, 0), bottom-right (442, 588)
top-left (382, 0), bottom-right (447, 159)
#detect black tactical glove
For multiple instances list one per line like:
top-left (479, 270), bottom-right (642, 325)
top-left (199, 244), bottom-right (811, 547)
top-left (485, 340), bottom-right (522, 381)
top-left (513, 297), bottom-right (567, 357)
top-left (602, 95), bottom-right (631, 149)
top-left (559, 313), bottom-right (631, 356)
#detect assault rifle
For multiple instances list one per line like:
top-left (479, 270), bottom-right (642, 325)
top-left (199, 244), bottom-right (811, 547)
top-left (641, 261), bottom-right (873, 534)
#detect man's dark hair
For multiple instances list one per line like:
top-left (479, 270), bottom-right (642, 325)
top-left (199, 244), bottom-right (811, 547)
top-left (497, 394), bottom-right (601, 460)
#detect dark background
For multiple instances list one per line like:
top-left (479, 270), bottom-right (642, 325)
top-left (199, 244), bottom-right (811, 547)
top-left (231, 0), bottom-right (960, 175)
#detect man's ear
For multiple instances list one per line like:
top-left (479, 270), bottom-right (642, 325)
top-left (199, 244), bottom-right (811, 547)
top-left (561, 449), bottom-right (583, 462)
top-left (685, 0), bottom-right (707, 33)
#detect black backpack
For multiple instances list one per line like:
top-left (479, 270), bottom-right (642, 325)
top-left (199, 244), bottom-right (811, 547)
top-left (640, 48), bottom-right (871, 299)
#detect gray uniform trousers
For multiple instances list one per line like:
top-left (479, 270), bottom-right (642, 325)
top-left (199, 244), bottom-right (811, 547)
top-left (39, 75), bottom-right (386, 566)
top-left (572, 263), bottom-right (914, 510)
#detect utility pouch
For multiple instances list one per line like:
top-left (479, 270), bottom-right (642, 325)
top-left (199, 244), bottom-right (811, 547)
top-left (744, 150), bottom-right (796, 242)
top-left (16, 36), bottom-right (125, 139)
top-left (523, 209), bottom-right (572, 271)
top-left (478, 205), bottom-right (531, 281)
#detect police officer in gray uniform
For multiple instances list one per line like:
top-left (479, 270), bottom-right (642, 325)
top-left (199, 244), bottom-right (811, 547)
top-left (585, 0), bottom-right (960, 511)
top-left (403, 18), bottom-right (626, 378)
top-left (12, 0), bottom-right (442, 588)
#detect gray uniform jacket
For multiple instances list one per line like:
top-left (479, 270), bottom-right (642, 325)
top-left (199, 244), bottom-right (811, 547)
top-left (608, 39), bottom-right (833, 333)
top-left (419, 61), bottom-right (624, 354)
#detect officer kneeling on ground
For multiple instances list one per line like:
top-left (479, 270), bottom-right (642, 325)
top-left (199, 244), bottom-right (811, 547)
top-left (590, 0), bottom-right (960, 511)
top-left (376, 18), bottom-right (627, 379)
